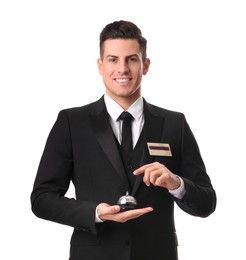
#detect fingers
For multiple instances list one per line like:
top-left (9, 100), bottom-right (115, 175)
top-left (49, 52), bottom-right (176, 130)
top-left (133, 162), bottom-right (178, 189)
top-left (113, 207), bottom-right (154, 223)
top-left (133, 163), bottom-right (154, 186)
top-left (97, 203), bottom-right (121, 217)
top-left (97, 203), bottom-right (153, 223)
top-left (133, 163), bottom-right (152, 175)
top-left (133, 162), bottom-right (165, 186)
top-left (119, 207), bottom-right (154, 222)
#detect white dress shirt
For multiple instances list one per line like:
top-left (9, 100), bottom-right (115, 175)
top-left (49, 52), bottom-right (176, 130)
top-left (104, 94), bottom-right (144, 148)
top-left (95, 94), bottom-right (186, 222)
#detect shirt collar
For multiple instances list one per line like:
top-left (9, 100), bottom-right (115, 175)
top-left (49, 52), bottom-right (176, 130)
top-left (104, 94), bottom-right (144, 122)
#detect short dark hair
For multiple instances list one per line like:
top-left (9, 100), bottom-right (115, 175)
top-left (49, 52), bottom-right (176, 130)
top-left (99, 20), bottom-right (147, 61)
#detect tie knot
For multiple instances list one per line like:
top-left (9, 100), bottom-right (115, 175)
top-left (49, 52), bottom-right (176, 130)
top-left (119, 111), bottom-right (133, 121)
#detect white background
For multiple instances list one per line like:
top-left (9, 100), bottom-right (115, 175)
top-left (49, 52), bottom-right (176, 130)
top-left (1, 0), bottom-right (245, 259)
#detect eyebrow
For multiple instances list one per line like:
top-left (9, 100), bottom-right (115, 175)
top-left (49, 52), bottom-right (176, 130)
top-left (105, 54), bottom-right (139, 59)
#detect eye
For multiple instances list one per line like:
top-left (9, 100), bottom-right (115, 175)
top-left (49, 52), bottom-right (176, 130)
top-left (107, 57), bottom-right (118, 63)
top-left (128, 56), bottom-right (139, 62)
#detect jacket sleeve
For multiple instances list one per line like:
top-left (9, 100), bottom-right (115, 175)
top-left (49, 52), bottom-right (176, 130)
top-left (30, 110), bottom-right (98, 234)
top-left (174, 115), bottom-right (217, 217)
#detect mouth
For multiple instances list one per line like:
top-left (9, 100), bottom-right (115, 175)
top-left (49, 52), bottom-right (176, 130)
top-left (114, 78), bottom-right (132, 83)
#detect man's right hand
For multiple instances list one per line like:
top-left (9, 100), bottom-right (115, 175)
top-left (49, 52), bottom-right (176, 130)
top-left (97, 203), bottom-right (153, 223)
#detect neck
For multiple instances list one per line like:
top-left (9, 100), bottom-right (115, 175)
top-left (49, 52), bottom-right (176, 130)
top-left (106, 93), bottom-right (141, 110)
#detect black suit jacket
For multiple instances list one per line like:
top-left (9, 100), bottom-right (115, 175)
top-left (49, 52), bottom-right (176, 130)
top-left (31, 96), bottom-right (216, 260)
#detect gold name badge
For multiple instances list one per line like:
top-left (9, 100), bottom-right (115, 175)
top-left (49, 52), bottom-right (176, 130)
top-left (147, 142), bottom-right (172, 157)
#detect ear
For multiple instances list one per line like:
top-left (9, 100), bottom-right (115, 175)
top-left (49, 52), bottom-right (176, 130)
top-left (97, 58), bottom-right (103, 75)
top-left (143, 58), bottom-right (150, 75)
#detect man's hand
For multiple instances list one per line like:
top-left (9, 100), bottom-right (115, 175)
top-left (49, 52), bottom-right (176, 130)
top-left (133, 162), bottom-right (181, 190)
top-left (97, 203), bottom-right (153, 223)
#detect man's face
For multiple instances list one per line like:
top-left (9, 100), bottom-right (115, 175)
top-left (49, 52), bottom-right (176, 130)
top-left (97, 39), bottom-right (150, 106)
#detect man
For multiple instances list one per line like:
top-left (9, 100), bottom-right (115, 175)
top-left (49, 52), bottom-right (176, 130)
top-left (31, 20), bottom-right (216, 260)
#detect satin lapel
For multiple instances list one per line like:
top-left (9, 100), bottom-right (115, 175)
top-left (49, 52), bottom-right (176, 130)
top-left (89, 98), bottom-right (130, 190)
top-left (132, 101), bottom-right (165, 196)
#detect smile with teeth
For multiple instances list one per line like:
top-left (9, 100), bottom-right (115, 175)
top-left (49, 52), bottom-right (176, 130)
top-left (115, 78), bottom-right (131, 82)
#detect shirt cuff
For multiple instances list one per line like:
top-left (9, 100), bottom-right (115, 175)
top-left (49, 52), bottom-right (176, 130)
top-left (95, 205), bottom-right (104, 223)
top-left (168, 176), bottom-right (186, 199)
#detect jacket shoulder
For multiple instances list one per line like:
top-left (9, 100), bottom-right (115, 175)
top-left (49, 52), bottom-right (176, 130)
top-left (144, 101), bottom-right (185, 119)
top-left (58, 96), bottom-right (104, 118)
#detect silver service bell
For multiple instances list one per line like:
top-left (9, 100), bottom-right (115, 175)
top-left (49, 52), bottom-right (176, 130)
top-left (117, 192), bottom-right (137, 211)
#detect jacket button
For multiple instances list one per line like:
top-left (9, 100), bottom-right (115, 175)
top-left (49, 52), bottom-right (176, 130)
top-left (127, 165), bottom-right (133, 170)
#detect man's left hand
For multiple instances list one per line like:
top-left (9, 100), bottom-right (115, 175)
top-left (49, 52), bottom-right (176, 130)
top-left (133, 162), bottom-right (180, 190)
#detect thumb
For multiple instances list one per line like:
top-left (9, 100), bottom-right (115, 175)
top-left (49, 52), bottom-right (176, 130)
top-left (97, 203), bottom-right (121, 216)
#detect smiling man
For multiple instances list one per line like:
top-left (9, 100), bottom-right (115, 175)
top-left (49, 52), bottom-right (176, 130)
top-left (97, 38), bottom-right (150, 110)
top-left (31, 20), bottom-right (216, 260)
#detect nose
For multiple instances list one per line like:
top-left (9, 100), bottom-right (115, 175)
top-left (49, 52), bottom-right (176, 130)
top-left (117, 60), bottom-right (129, 74)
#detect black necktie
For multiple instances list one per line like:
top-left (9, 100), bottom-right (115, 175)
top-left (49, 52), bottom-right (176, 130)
top-left (119, 111), bottom-right (133, 154)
